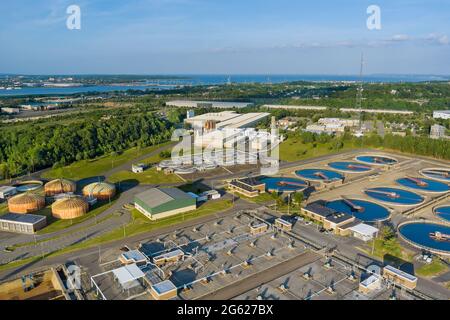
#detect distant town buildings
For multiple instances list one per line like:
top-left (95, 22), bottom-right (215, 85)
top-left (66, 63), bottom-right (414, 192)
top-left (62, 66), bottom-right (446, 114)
top-left (433, 110), bottom-right (450, 120)
top-left (166, 100), bottom-right (253, 109)
top-left (0, 107), bottom-right (20, 114)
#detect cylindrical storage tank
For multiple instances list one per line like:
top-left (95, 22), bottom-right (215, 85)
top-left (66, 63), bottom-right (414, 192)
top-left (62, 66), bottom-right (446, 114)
top-left (8, 193), bottom-right (45, 214)
top-left (82, 182), bottom-right (116, 201)
top-left (52, 197), bottom-right (89, 220)
top-left (44, 179), bottom-right (77, 196)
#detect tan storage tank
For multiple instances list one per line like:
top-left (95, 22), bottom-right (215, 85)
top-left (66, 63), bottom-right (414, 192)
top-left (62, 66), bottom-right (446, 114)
top-left (82, 182), bottom-right (116, 201)
top-left (44, 179), bottom-right (76, 196)
top-left (8, 193), bottom-right (45, 214)
top-left (52, 197), bottom-right (89, 220)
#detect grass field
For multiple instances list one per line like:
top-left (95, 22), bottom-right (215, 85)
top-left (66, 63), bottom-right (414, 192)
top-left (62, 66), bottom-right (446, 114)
top-left (41, 142), bottom-right (172, 180)
top-left (278, 139), bottom-right (359, 162)
top-left (0, 203), bottom-right (8, 216)
top-left (108, 168), bottom-right (182, 185)
top-left (36, 200), bottom-right (116, 235)
top-left (416, 260), bottom-right (448, 277)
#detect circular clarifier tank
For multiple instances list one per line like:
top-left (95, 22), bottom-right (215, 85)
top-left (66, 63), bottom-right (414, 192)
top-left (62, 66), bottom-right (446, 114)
top-left (399, 222), bottom-right (450, 255)
top-left (260, 177), bottom-right (308, 193)
top-left (13, 180), bottom-right (44, 192)
top-left (364, 187), bottom-right (424, 206)
top-left (295, 169), bottom-right (343, 182)
top-left (435, 206), bottom-right (450, 223)
top-left (396, 177), bottom-right (450, 193)
top-left (328, 161), bottom-right (372, 173)
top-left (325, 198), bottom-right (390, 222)
top-left (355, 155), bottom-right (398, 166)
top-left (420, 168), bottom-right (450, 183)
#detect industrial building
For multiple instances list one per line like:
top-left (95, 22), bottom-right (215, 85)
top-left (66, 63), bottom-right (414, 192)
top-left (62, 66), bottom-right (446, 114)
top-left (382, 265), bottom-right (418, 290)
top-left (166, 100), bottom-right (253, 109)
top-left (0, 186), bottom-right (17, 199)
top-left (150, 280), bottom-right (178, 300)
top-left (119, 250), bottom-right (148, 266)
top-left (134, 188), bottom-right (197, 221)
top-left (433, 110), bottom-right (450, 120)
top-left (229, 178), bottom-right (266, 197)
top-left (430, 124), bottom-right (447, 139)
top-left (185, 111), bottom-right (270, 129)
top-left (0, 213), bottom-right (47, 234)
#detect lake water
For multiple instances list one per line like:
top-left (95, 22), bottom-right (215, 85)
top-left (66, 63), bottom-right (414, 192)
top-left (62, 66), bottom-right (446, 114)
top-left (1, 74), bottom-right (448, 97)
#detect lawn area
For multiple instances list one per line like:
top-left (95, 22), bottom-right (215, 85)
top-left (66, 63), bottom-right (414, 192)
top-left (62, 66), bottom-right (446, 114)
top-left (41, 142), bottom-right (172, 180)
top-left (360, 238), bottom-right (414, 264)
top-left (36, 199), bottom-right (116, 235)
top-left (236, 192), bottom-right (276, 205)
top-left (416, 260), bottom-right (448, 277)
top-left (108, 168), bottom-right (183, 185)
top-left (46, 199), bottom-right (233, 256)
top-left (278, 139), bottom-right (359, 162)
top-left (0, 203), bottom-right (8, 216)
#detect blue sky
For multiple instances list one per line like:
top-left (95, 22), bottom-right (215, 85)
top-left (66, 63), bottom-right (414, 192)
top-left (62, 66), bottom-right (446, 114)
top-left (0, 0), bottom-right (449, 74)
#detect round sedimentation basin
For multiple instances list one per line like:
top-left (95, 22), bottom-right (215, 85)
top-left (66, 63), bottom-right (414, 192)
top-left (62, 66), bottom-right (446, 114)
top-left (295, 169), bottom-right (343, 182)
top-left (328, 161), bottom-right (372, 173)
top-left (325, 198), bottom-right (390, 222)
top-left (364, 187), bottom-right (424, 206)
top-left (13, 180), bottom-right (44, 192)
top-left (420, 168), bottom-right (450, 183)
top-left (435, 206), bottom-right (450, 223)
top-left (396, 177), bottom-right (450, 193)
top-left (355, 155), bottom-right (398, 166)
top-left (398, 221), bottom-right (450, 256)
top-left (259, 177), bottom-right (308, 193)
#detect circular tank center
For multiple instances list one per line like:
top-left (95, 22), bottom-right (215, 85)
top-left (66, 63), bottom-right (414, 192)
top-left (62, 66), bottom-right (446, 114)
top-left (295, 169), bottom-right (343, 181)
top-left (328, 161), bottom-right (372, 173)
top-left (356, 155), bottom-right (398, 165)
top-left (399, 222), bottom-right (450, 254)
top-left (325, 199), bottom-right (390, 222)
top-left (365, 187), bottom-right (424, 205)
top-left (396, 177), bottom-right (450, 193)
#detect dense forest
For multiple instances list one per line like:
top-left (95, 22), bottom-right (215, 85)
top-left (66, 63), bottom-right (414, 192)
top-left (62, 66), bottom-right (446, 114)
top-left (0, 111), bottom-right (173, 178)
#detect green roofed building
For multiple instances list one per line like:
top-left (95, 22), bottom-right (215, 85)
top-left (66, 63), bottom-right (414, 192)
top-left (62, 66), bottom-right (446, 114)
top-left (134, 188), bottom-right (197, 221)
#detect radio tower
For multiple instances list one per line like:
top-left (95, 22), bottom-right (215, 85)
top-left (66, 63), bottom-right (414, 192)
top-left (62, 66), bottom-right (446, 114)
top-left (356, 53), bottom-right (364, 130)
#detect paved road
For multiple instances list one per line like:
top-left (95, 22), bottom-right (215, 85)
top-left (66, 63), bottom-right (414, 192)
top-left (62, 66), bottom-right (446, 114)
top-left (197, 251), bottom-right (321, 300)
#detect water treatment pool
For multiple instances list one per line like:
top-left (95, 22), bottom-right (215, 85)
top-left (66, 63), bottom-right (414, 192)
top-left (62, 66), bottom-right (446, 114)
top-left (420, 168), bottom-right (450, 183)
top-left (435, 206), bottom-right (450, 223)
top-left (355, 155), bottom-right (398, 166)
top-left (259, 177), bottom-right (308, 193)
top-left (328, 161), bottom-right (372, 173)
top-left (325, 198), bottom-right (390, 222)
top-left (295, 169), bottom-right (344, 182)
top-left (365, 187), bottom-right (424, 205)
top-left (399, 222), bottom-right (450, 254)
top-left (396, 177), bottom-right (450, 193)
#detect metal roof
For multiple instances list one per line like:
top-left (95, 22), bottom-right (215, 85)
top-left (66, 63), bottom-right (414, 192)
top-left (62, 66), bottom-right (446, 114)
top-left (135, 188), bottom-right (191, 208)
top-left (349, 223), bottom-right (379, 236)
top-left (112, 264), bottom-right (145, 286)
top-left (0, 213), bottom-right (46, 225)
top-left (151, 280), bottom-right (177, 295)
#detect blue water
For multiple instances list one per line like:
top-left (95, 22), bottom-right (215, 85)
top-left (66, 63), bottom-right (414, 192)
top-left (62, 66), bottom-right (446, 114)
top-left (325, 199), bottom-right (390, 222)
top-left (399, 223), bottom-right (450, 253)
top-left (1, 74), bottom-right (448, 97)
top-left (356, 156), bottom-right (398, 165)
top-left (295, 169), bottom-right (343, 181)
top-left (396, 177), bottom-right (450, 193)
top-left (365, 187), bottom-right (424, 205)
top-left (421, 169), bottom-right (450, 182)
top-left (328, 161), bottom-right (372, 173)
top-left (259, 177), bottom-right (308, 193)
top-left (435, 206), bottom-right (450, 223)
